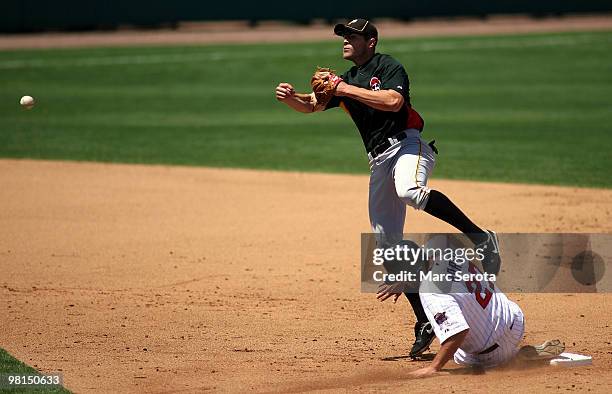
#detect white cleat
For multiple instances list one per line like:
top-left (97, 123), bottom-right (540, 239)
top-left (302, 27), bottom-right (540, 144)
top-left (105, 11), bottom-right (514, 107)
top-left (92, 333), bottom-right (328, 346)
top-left (519, 339), bottom-right (566, 361)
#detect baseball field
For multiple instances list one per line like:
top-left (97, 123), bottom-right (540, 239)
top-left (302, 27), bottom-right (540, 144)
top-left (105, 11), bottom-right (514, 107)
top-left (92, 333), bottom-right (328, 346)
top-left (1, 18), bottom-right (612, 393)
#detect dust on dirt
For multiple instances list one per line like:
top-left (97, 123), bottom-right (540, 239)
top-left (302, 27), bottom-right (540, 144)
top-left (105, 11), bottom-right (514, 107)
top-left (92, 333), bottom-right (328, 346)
top-left (1, 159), bottom-right (611, 393)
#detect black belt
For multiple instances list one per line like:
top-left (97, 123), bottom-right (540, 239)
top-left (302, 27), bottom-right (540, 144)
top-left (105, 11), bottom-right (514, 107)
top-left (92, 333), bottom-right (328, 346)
top-left (368, 132), bottom-right (438, 160)
top-left (369, 131), bottom-right (408, 158)
top-left (478, 320), bottom-right (515, 355)
top-left (478, 343), bottom-right (499, 355)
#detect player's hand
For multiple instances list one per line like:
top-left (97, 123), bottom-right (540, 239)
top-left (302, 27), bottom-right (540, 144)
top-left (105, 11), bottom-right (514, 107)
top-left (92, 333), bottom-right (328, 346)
top-left (407, 366), bottom-right (447, 379)
top-left (275, 83), bottom-right (295, 101)
top-left (376, 282), bottom-right (404, 303)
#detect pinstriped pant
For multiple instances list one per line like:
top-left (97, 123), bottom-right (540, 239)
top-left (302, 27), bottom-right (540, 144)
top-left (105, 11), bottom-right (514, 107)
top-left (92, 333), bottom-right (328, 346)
top-left (453, 301), bottom-right (526, 368)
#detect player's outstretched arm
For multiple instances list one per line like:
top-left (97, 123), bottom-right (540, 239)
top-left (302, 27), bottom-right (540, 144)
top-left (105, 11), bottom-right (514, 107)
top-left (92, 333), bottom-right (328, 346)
top-left (335, 82), bottom-right (404, 112)
top-left (275, 82), bottom-right (323, 113)
top-left (408, 328), bottom-right (469, 379)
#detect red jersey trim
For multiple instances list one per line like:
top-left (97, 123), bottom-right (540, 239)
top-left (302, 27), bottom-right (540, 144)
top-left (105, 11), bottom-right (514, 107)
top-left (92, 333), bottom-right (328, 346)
top-left (406, 105), bottom-right (425, 131)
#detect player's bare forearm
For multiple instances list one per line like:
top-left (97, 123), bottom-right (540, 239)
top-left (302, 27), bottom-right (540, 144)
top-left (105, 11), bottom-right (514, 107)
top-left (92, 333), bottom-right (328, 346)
top-left (335, 82), bottom-right (404, 112)
top-left (275, 82), bottom-right (320, 113)
top-left (408, 328), bottom-right (469, 379)
top-left (283, 94), bottom-right (316, 113)
top-left (430, 329), bottom-right (469, 371)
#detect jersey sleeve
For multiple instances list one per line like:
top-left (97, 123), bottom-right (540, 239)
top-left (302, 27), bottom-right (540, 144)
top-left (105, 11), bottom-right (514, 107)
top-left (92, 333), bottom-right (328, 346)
top-left (381, 62), bottom-right (410, 101)
top-left (420, 292), bottom-right (470, 344)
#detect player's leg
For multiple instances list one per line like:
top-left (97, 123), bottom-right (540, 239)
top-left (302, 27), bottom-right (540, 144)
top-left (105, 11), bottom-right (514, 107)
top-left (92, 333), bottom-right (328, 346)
top-left (369, 157), bottom-right (432, 356)
top-left (392, 137), bottom-right (434, 213)
top-left (476, 304), bottom-right (526, 368)
top-left (508, 303), bottom-right (564, 362)
top-left (502, 309), bottom-right (526, 363)
top-left (424, 191), bottom-right (501, 274)
top-left (369, 158), bottom-right (404, 247)
top-left (393, 136), bottom-right (500, 274)
top-left (393, 137), bottom-right (483, 238)
top-left (424, 191), bottom-right (486, 244)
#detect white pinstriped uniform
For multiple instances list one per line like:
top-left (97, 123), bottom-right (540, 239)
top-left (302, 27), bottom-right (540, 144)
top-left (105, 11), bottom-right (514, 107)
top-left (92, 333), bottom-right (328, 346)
top-left (419, 237), bottom-right (525, 368)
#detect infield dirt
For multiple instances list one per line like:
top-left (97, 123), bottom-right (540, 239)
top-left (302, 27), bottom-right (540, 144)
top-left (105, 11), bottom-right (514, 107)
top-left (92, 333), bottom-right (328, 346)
top-left (1, 159), bottom-right (611, 393)
top-left (2, 14), bottom-right (612, 393)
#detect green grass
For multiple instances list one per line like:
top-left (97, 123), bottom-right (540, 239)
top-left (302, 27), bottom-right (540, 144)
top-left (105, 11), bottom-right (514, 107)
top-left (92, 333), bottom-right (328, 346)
top-left (0, 348), bottom-right (70, 393)
top-left (0, 31), bottom-right (611, 187)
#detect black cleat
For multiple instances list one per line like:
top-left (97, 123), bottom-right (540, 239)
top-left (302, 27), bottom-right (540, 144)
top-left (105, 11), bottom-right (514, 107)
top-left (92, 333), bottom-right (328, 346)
top-left (477, 230), bottom-right (501, 276)
top-left (409, 321), bottom-right (435, 358)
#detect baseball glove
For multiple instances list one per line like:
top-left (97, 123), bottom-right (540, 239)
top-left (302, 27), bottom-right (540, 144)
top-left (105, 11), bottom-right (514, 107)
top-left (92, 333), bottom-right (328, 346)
top-left (310, 67), bottom-right (343, 107)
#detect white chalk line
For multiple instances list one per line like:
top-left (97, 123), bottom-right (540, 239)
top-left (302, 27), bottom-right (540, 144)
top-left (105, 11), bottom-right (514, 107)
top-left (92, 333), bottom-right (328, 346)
top-left (0, 34), bottom-right (609, 70)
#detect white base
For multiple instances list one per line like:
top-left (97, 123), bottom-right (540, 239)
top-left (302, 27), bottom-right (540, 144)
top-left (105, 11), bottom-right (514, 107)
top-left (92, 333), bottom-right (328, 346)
top-left (550, 352), bottom-right (592, 367)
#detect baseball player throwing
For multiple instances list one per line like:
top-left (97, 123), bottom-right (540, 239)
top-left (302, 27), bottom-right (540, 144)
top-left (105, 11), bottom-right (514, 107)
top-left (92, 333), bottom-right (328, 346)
top-left (275, 19), bottom-right (502, 357)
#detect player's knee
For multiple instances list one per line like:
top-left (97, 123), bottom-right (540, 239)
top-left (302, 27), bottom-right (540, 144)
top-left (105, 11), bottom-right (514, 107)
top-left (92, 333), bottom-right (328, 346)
top-left (397, 186), bottom-right (430, 210)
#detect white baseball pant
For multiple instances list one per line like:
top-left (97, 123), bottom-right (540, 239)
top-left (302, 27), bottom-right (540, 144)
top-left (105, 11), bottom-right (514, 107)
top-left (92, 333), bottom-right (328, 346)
top-left (453, 301), bottom-right (525, 369)
top-left (368, 128), bottom-right (436, 247)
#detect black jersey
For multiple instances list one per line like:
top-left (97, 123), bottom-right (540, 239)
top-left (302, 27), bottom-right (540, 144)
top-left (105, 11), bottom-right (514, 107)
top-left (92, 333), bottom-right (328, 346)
top-left (326, 53), bottom-right (424, 154)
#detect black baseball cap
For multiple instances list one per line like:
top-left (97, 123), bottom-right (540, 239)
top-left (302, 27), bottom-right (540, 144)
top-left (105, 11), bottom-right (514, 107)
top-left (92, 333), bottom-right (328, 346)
top-left (334, 19), bottom-right (378, 39)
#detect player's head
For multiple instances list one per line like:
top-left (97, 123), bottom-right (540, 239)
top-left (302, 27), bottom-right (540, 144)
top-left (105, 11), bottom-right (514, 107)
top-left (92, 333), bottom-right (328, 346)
top-left (334, 19), bottom-right (378, 64)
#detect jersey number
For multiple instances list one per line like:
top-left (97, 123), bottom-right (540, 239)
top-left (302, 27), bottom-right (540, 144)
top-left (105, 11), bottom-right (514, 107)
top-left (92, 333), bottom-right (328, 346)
top-left (464, 262), bottom-right (494, 309)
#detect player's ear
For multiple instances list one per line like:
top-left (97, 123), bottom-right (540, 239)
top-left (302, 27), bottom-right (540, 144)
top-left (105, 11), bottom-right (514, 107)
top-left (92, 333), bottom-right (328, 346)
top-left (368, 37), bottom-right (377, 49)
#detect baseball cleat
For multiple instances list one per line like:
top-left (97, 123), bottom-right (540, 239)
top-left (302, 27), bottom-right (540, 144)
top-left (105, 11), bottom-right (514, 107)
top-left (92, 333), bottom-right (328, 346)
top-left (478, 230), bottom-right (501, 276)
top-left (519, 339), bottom-right (566, 361)
top-left (409, 321), bottom-right (435, 358)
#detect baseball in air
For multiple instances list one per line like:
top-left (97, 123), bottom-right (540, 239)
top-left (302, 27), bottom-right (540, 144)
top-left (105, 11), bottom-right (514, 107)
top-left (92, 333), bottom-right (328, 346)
top-left (20, 95), bottom-right (35, 109)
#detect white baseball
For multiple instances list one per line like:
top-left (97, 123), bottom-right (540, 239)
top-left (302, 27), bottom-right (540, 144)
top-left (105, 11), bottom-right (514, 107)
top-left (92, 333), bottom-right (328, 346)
top-left (20, 95), bottom-right (35, 109)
